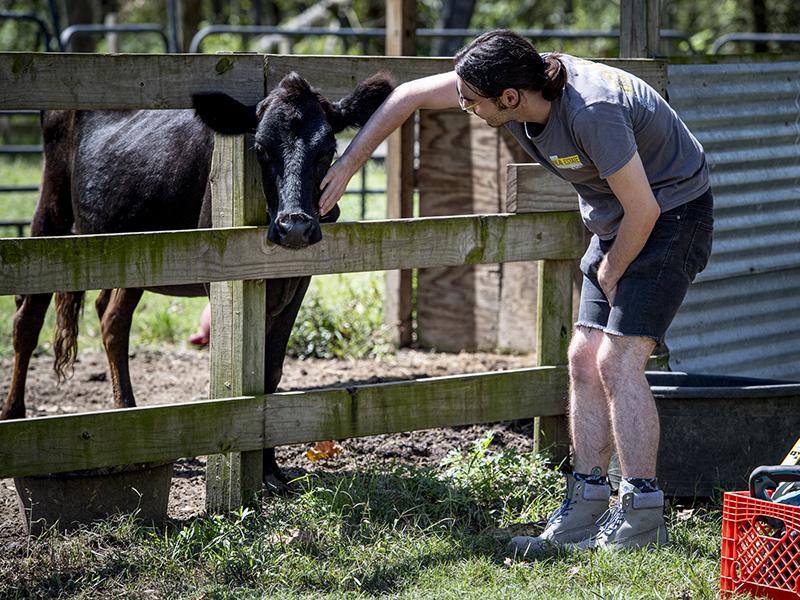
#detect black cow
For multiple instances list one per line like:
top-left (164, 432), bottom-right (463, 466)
top-left (2, 72), bottom-right (393, 485)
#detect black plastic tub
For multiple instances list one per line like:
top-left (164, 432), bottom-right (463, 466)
top-left (646, 372), bottom-right (800, 497)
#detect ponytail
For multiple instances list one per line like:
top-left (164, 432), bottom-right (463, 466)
top-left (541, 54), bottom-right (567, 101)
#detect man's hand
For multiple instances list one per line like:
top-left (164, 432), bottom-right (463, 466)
top-left (319, 157), bottom-right (356, 217)
top-left (597, 255), bottom-right (621, 304)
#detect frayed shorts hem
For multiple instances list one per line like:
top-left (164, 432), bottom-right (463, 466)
top-left (574, 321), bottom-right (662, 344)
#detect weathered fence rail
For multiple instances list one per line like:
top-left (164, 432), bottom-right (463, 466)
top-left (1, 53), bottom-right (666, 111)
top-left (0, 52), bottom-right (664, 513)
top-left (0, 214), bottom-right (584, 295)
top-left (0, 366), bottom-right (567, 478)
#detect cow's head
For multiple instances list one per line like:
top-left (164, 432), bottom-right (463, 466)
top-left (193, 72), bottom-right (393, 249)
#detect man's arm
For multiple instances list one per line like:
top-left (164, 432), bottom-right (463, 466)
top-left (599, 151), bottom-right (661, 303)
top-left (319, 71), bottom-right (460, 215)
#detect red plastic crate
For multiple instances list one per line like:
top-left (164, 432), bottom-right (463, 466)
top-left (721, 490), bottom-right (800, 599)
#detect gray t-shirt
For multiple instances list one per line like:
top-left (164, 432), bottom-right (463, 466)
top-left (505, 54), bottom-right (709, 239)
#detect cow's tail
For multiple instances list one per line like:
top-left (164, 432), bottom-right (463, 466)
top-left (53, 291), bottom-right (84, 383)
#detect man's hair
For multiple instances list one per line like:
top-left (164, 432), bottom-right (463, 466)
top-left (454, 29), bottom-right (567, 102)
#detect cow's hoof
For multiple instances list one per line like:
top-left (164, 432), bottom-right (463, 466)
top-left (264, 468), bottom-right (309, 497)
top-left (264, 472), bottom-right (292, 496)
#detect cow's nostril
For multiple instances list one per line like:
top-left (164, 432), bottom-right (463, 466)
top-left (274, 212), bottom-right (318, 247)
top-left (274, 219), bottom-right (288, 235)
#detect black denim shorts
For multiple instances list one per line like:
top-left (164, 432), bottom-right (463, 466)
top-left (576, 188), bottom-right (714, 343)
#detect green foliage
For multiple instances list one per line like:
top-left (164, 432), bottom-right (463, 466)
top-left (439, 430), bottom-right (564, 528)
top-left (288, 273), bottom-right (391, 360)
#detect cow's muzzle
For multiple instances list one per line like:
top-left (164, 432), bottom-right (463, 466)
top-left (268, 211), bottom-right (321, 248)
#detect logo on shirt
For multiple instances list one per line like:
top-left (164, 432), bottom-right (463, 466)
top-left (550, 154), bottom-right (584, 170)
top-left (600, 70), bottom-right (633, 94)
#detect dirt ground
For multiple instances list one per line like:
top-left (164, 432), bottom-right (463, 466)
top-left (0, 348), bottom-right (537, 548)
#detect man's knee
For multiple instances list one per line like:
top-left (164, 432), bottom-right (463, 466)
top-left (596, 335), bottom-right (655, 389)
top-left (568, 327), bottom-right (603, 385)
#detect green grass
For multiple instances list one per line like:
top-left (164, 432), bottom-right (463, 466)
top-left (0, 433), bottom-right (730, 599)
top-left (0, 155), bottom-right (40, 231)
top-left (0, 155), bottom-right (391, 359)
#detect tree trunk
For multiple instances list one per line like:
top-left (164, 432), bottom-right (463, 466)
top-left (211, 0), bottom-right (226, 22)
top-left (751, 0), bottom-right (769, 52)
top-left (431, 0), bottom-right (476, 57)
top-left (60, 0), bottom-right (120, 52)
top-left (787, 2), bottom-right (800, 37)
top-left (62, 0), bottom-right (99, 52)
top-left (179, 0), bottom-right (203, 51)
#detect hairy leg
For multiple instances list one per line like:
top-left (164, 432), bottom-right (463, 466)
top-left (596, 334), bottom-right (658, 479)
top-left (568, 326), bottom-right (613, 475)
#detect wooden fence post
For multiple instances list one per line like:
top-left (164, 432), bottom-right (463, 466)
top-left (507, 163), bottom-right (579, 466)
top-left (534, 259), bottom-right (573, 465)
top-left (206, 133), bottom-right (267, 513)
top-left (620, 0), bottom-right (661, 58)
top-left (384, 0), bottom-right (416, 347)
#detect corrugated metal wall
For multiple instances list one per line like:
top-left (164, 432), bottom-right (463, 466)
top-left (666, 61), bottom-right (800, 380)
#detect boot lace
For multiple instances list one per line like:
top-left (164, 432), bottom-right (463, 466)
top-left (596, 504), bottom-right (626, 537)
top-left (548, 495), bottom-right (575, 526)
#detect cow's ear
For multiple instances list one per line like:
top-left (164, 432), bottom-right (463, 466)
top-left (323, 73), bottom-right (394, 133)
top-left (192, 92), bottom-right (259, 135)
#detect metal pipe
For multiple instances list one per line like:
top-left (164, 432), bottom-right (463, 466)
top-left (60, 24), bottom-right (169, 52)
top-left (190, 25), bottom-right (695, 54)
top-left (47, 0), bottom-right (63, 50)
top-left (0, 11), bottom-right (55, 51)
top-left (0, 146), bottom-right (42, 155)
top-left (712, 33), bottom-right (800, 54)
top-left (166, 0), bottom-right (180, 53)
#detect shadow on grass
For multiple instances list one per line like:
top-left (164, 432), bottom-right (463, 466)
top-left (3, 458), bottom-right (552, 597)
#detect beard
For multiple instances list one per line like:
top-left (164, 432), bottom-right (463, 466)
top-left (482, 106), bottom-right (514, 128)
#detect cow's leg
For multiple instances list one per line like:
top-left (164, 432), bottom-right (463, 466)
top-left (95, 289), bottom-right (112, 321)
top-left (262, 276), bottom-right (311, 489)
top-left (1, 294), bottom-right (52, 420)
top-left (99, 288), bottom-right (144, 408)
top-left (3, 141), bottom-right (74, 420)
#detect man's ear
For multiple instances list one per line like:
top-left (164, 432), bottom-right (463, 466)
top-left (500, 88), bottom-right (521, 110)
top-left (192, 92), bottom-right (259, 135)
top-left (322, 72), bottom-right (395, 133)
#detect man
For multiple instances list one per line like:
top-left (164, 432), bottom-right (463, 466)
top-left (318, 29), bottom-right (713, 553)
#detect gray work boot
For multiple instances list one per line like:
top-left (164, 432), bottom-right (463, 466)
top-left (507, 473), bottom-right (610, 558)
top-left (580, 484), bottom-right (669, 551)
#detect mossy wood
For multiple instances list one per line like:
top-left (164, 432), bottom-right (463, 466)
top-left (206, 133), bottom-right (266, 512)
top-left (0, 366), bottom-right (567, 478)
top-left (0, 212), bottom-right (585, 296)
top-left (382, 0), bottom-right (416, 347)
top-left (0, 52), bottom-right (265, 109)
top-left (534, 259), bottom-right (574, 464)
top-left (507, 164), bottom-right (578, 214)
top-left (0, 53), bottom-right (666, 110)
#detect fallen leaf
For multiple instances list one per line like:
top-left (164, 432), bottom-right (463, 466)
top-left (306, 440), bottom-right (344, 462)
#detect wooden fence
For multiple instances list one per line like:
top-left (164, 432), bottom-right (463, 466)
top-left (0, 52), bottom-right (665, 512)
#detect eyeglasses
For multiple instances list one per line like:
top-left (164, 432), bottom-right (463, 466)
top-left (456, 85), bottom-right (486, 114)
